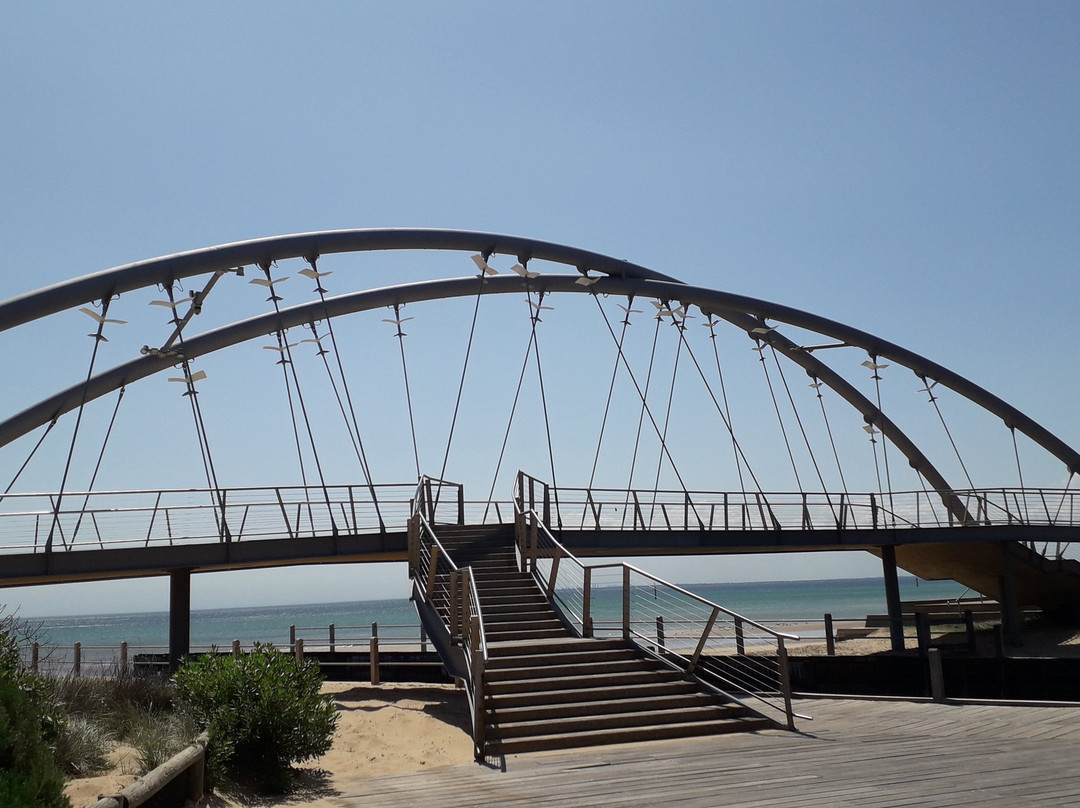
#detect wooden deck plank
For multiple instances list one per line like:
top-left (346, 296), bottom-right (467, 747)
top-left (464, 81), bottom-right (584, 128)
top-left (327, 699), bottom-right (1080, 807)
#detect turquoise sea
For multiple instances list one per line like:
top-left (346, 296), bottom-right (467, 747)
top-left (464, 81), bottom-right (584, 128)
top-left (22, 575), bottom-right (966, 668)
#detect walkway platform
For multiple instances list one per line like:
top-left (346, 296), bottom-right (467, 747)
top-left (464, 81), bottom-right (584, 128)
top-left (329, 697), bottom-right (1080, 807)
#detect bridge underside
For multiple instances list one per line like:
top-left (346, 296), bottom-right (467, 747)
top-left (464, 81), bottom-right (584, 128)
top-left (3, 524), bottom-right (1080, 619)
top-left (0, 531), bottom-right (409, 587)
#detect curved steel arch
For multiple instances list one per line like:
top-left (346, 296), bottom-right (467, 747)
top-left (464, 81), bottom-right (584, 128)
top-left (0, 228), bottom-right (680, 332)
top-left (1, 230), bottom-right (1076, 497)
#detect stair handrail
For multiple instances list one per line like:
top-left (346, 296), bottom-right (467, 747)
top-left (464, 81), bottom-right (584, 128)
top-left (412, 474), bottom-right (467, 526)
top-left (513, 478), bottom-right (801, 731)
top-left (409, 478), bottom-right (490, 759)
top-left (461, 568), bottom-right (488, 759)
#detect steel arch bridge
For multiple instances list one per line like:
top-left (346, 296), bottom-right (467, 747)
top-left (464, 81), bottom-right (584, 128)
top-left (2, 228), bottom-right (1080, 657)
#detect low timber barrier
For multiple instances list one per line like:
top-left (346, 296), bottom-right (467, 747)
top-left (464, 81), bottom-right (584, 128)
top-left (88, 731), bottom-right (208, 808)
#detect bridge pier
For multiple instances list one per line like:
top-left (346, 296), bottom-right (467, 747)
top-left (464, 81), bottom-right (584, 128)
top-left (169, 569), bottom-right (192, 672)
top-left (881, 546), bottom-right (905, 652)
top-left (999, 546), bottom-right (1023, 647)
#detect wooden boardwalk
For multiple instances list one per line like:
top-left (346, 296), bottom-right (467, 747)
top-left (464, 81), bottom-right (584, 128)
top-left (327, 698), bottom-right (1080, 807)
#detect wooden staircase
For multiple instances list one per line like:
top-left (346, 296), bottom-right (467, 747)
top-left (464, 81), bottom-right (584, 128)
top-left (434, 524), bottom-right (774, 755)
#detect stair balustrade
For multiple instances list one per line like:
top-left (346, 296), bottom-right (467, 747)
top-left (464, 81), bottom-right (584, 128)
top-left (409, 476), bottom-right (490, 759)
top-left (514, 472), bottom-right (802, 731)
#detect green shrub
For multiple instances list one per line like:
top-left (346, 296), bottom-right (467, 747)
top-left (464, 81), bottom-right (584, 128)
top-left (0, 677), bottom-right (71, 808)
top-left (174, 644), bottom-right (338, 793)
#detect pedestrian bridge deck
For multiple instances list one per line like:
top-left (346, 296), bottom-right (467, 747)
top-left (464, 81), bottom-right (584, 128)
top-left (330, 697), bottom-right (1080, 807)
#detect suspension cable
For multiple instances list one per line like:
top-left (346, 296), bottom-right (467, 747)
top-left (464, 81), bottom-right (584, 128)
top-left (586, 297), bottom-right (636, 495)
top-left (389, 302), bottom-right (422, 479)
top-left (47, 297), bottom-right (116, 552)
top-left (619, 309), bottom-right (663, 528)
top-left (705, 317), bottom-right (748, 497)
top-left (528, 289), bottom-right (563, 529)
top-left (436, 279), bottom-right (485, 496)
top-left (754, 338), bottom-right (803, 492)
top-left (1, 420), bottom-right (57, 502)
top-left (1011, 426), bottom-right (1029, 522)
top-left (867, 355), bottom-right (894, 519)
top-left (167, 280), bottom-right (229, 541)
top-left (676, 318), bottom-right (768, 495)
top-left (483, 313), bottom-right (538, 523)
top-left (770, 345), bottom-right (832, 493)
top-left (71, 386), bottom-right (125, 548)
top-left (810, 377), bottom-right (849, 495)
top-left (594, 300), bottom-right (701, 527)
top-left (919, 375), bottom-right (974, 490)
top-left (258, 261), bottom-right (337, 534)
top-left (303, 257), bottom-right (383, 529)
top-left (648, 315), bottom-right (687, 518)
top-left (768, 346), bottom-right (840, 525)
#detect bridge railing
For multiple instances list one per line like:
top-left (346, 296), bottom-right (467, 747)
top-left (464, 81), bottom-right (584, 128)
top-left (512, 473), bottom-right (1080, 558)
top-left (513, 475), bottom-right (800, 730)
top-left (408, 476), bottom-right (489, 759)
top-left (0, 483), bottom-right (420, 554)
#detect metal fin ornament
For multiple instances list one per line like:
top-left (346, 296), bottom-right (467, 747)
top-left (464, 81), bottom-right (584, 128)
top-left (79, 307), bottom-right (126, 326)
top-left (511, 263), bottom-right (539, 279)
top-left (382, 316), bottom-right (414, 337)
top-left (471, 254), bottom-right (498, 276)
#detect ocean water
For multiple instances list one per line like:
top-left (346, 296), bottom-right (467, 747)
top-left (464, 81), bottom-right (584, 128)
top-left (23, 575), bottom-right (965, 665)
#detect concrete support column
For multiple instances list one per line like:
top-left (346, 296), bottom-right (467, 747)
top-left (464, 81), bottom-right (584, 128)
top-left (169, 569), bottom-right (192, 672)
top-left (999, 544), bottom-right (1023, 647)
top-left (881, 545), bottom-right (905, 652)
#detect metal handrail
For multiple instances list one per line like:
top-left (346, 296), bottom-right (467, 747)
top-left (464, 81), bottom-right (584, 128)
top-left (3, 479), bottom-right (1078, 557)
top-left (513, 471), bottom-right (801, 730)
top-left (410, 474), bottom-right (489, 759)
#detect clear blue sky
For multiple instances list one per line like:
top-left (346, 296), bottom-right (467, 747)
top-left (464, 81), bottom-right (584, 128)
top-left (1, 2), bottom-right (1079, 616)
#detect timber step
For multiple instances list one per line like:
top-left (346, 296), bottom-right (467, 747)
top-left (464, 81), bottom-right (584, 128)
top-left (490, 691), bottom-right (742, 723)
top-left (484, 657), bottom-right (661, 682)
top-left (486, 678), bottom-right (703, 709)
top-left (484, 667), bottom-right (685, 696)
top-left (485, 627), bottom-right (573, 643)
top-left (418, 524), bottom-right (773, 755)
top-left (489, 704), bottom-right (759, 739)
top-left (485, 716), bottom-right (774, 756)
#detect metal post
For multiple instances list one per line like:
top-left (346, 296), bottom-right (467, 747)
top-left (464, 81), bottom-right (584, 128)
top-left (370, 622), bottom-right (380, 685)
top-left (881, 546), bottom-right (905, 651)
top-left (471, 624), bottom-right (485, 761)
top-left (457, 485), bottom-right (465, 525)
top-left (622, 566), bottom-right (631, 640)
top-left (329, 623), bottom-right (336, 653)
top-left (777, 638), bottom-right (795, 731)
top-left (928, 647), bottom-right (945, 703)
top-left (999, 545), bottom-right (1023, 647)
top-left (420, 623), bottom-right (428, 653)
top-left (824, 613), bottom-right (836, 656)
top-left (916, 611), bottom-right (931, 659)
top-left (964, 609), bottom-right (976, 653)
top-left (169, 568), bottom-right (192, 673)
top-left (583, 567), bottom-right (592, 638)
top-left (450, 570), bottom-right (461, 639)
top-left (735, 617), bottom-right (746, 656)
top-left (656, 615), bottom-right (665, 652)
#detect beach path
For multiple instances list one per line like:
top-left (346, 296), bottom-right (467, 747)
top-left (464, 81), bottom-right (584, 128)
top-left (324, 697), bottom-right (1080, 807)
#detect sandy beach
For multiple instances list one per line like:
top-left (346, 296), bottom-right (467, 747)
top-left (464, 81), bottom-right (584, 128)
top-left (64, 623), bottom-right (1080, 807)
top-left (64, 682), bottom-right (475, 808)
